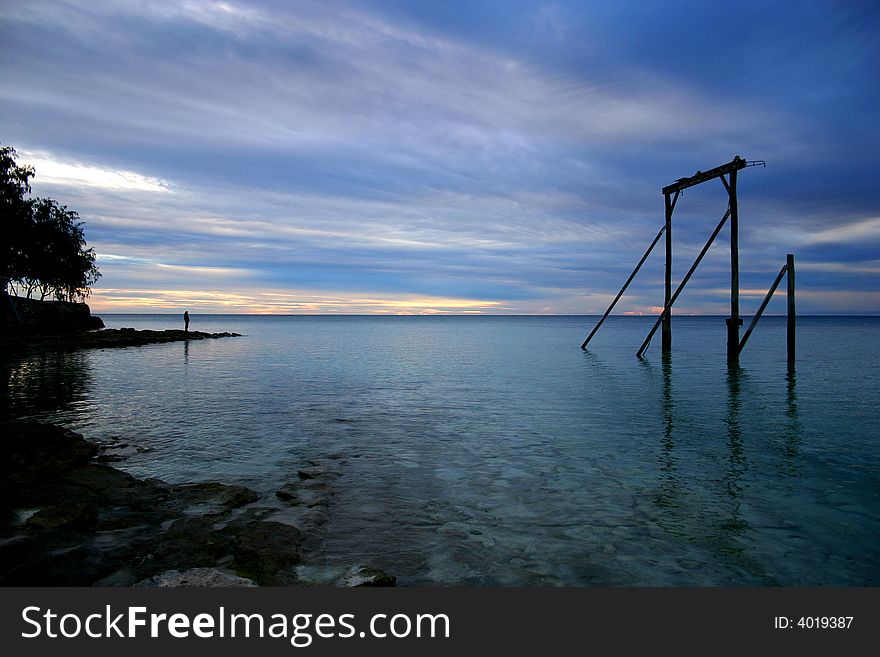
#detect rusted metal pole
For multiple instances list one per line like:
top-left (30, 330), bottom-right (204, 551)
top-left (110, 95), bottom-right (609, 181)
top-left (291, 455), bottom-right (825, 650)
top-left (662, 191), bottom-right (676, 353)
top-left (787, 253), bottom-right (796, 363)
top-left (738, 262), bottom-right (788, 353)
top-left (637, 208), bottom-right (731, 358)
top-left (582, 225), bottom-right (666, 350)
top-left (726, 169), bottom-right (742, 362)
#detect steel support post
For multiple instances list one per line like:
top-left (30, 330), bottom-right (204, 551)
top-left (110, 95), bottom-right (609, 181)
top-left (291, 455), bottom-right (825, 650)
top-left (726, 170), bottom-right (742, 362)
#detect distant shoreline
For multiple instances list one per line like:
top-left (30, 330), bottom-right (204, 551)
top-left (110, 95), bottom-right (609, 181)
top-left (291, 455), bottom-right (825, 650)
top-left (0, 328), bottom-right (241, 353)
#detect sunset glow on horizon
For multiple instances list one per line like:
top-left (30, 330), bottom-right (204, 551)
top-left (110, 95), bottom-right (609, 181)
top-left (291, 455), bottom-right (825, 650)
top-left (87, 287), bottom-right (508, 316)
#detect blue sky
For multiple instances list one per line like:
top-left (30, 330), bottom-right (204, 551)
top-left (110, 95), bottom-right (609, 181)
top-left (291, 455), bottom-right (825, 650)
top-left (1, 0), bottom-right (877, 314)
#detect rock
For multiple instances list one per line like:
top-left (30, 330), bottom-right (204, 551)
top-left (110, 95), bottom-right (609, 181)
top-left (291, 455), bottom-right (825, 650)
top-left (336, 566), bottom-right (397, 587)
top-left (0, 541), bottom-right (113, 586)
top-left (0, 421), bottom-right (387, 588)
top-left (230, 520), bottom-right (304, 585)
top-left (62, 464), bottom-right (143, 498)
top-left (169, 482), bottom-right (259, 510)
top-left (4, 422), bottom-right (98, 474)
top-left (0, 296), bottom-right (102, 335)
top-left (95, 454), bottom-right (125, 462)
top-left (25, 502), bottom-right (98, 530)
top-left (276, 483), bottom-right (299, 502)
top-left (138, 515), bottom-right (236, 574)
top-left (136, 568), bottom-right (257, 587)
top-left (294, 564), bottom-right (397, 587)
top-left (0, 327), bottom-right (242, 353)
top-left (297, 469), bottom-right (319, 480)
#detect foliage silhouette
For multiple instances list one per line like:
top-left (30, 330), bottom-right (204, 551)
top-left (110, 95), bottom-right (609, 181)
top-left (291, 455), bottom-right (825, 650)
top-left (1, 143), bottom-right (100, 302)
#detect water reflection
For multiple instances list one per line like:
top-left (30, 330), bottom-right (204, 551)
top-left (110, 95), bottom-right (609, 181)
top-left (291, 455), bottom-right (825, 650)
top-left (781, 362), bottom-right (801, 468)
top-left (579, 348), bottom-right (620, 387)
top-left (1, 350), bottom-right (92, 420)
top-left (654, 353), bottom-right (679, 511)
top-left (722, 363), bottom-right (749, 536)
top-left (645, 358), bottom-right (757, 564)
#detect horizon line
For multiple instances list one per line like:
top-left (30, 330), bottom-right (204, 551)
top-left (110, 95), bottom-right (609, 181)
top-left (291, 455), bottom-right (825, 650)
top-left (93, 312), bottom-right (880, 317)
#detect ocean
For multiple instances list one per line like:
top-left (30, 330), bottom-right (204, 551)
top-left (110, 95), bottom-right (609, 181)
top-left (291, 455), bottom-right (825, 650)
top-left (3, 314), bottom-right (879, 586)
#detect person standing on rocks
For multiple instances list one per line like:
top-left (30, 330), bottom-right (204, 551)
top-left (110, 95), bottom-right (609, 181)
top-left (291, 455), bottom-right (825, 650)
top-left (184, 310), bottom-right (190, 333)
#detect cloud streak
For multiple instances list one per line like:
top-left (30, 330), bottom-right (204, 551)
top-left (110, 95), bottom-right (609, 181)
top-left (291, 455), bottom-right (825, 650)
top-left (91, 286), bottom-right (506, 315)
top-left (20, 152), bottom-right (171, 193)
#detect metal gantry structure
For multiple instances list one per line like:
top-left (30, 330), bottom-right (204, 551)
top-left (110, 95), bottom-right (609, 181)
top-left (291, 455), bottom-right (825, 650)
top-left (581, 155), bottom-right (796, 362)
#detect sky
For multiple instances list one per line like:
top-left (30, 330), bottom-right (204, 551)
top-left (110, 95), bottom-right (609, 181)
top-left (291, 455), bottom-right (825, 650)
top-left (1, 0), bottom-right (878, 314)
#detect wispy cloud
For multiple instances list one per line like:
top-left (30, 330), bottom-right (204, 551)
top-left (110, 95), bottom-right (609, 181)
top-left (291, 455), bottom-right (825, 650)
top-left (804, 217), bottom-right (880, 247)
top-left (796, 261), bottom-right (880, 275)
top-left (91, 286), bottom-right (506, 314)
top-left (20, 152), bottom-right (171, 193)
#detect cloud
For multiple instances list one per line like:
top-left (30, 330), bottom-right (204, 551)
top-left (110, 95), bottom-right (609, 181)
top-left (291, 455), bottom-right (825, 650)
top-left (1, 0), bottom-right (784, 161)
top-left (796, 261), bottom-right (880, 275)
top-left (803, 217), bottom-right (880, 247)
top-left (89, 286), bottom-right (506, 314)
top-left (20, 152), bottom-right (171, 193)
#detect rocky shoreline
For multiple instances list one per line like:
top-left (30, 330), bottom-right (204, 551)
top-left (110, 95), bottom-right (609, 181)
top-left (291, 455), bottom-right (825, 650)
top-left (0, 328), bottom-right (242, 352)
top-left (0, 421), bottom-right (395, 587)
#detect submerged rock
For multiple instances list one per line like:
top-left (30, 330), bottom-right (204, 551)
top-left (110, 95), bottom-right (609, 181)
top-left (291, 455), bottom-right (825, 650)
top-left (136, 568), bottom-right (257, 588)
top-left (168, 482), bottom-right (260, 511)
top-left (294, 564), bottom-right (397, 587)
top-left (275, 483), bottom-right (299, 502)
top-left (337, 566), bottom-right (397, 587)
top-left (230, 519), bottom-right (304, 585)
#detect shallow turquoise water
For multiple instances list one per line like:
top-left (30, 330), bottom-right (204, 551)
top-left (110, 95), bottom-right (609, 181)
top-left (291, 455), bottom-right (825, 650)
top-left (3, 315), bottom-right (879, 585)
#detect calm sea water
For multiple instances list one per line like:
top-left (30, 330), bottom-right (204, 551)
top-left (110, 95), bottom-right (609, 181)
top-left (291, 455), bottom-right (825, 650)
top-left (3, 315), bottom-right (879, 586)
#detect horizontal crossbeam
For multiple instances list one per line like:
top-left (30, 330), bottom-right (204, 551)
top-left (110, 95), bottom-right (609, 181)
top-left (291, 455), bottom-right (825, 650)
top-left (662, 156), bottom-right (755, 195)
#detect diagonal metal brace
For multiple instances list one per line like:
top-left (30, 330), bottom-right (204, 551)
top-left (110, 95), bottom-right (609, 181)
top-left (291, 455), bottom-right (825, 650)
top-left (581, 224), bottom-right (666, 349)
top-left (738, 262), bottom-right (788, 353)
top-left (636, 207), bottom-right (731, 357)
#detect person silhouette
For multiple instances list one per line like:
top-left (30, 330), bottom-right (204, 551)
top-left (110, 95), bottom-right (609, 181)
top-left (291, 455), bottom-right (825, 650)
top-left (184, 310), bottom-right (190, 333)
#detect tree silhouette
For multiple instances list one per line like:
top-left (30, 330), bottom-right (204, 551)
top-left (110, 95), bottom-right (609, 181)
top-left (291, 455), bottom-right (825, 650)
top-left (1, 144), bottom-right (35, 292)
top-left (1, 143), bottom-right (100, 302)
